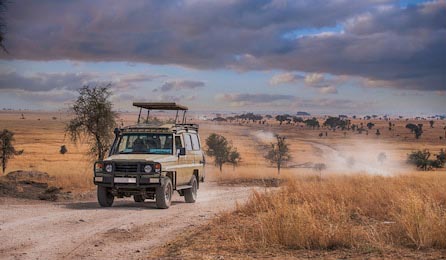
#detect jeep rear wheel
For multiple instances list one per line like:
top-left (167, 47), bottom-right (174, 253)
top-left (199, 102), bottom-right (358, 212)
top-left (156, 178), bottom-right (172, 209)
top-left (97, 186), bottom-right (114, 207)
top-left (134, 195), bottom-right (145, 202)
top-left (184, 175), bottom-right (197, 203)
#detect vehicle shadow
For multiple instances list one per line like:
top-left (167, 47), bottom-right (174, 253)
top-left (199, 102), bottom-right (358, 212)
top-left (64, 199), bottom-right (185, 210)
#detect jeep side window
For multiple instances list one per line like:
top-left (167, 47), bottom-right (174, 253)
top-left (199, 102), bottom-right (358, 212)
top-left (175, 136), bottom-right (182, 151)
top-left (183, 134), bottom-right (193, 151)
top-left (191, 134), bottom-right (200, 151)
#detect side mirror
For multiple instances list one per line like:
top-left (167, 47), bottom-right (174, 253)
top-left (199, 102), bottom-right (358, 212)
top-left (113, 127), bottom-right (120, 136)
top-left (177, 147), bottom-right (186, 157)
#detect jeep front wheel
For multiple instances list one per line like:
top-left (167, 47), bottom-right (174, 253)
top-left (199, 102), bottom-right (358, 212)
top-left (184, 175), bottom-right (197, 203)
top-left (97, 186), bottom-right (114, 207)
top-left (156, 178), bottom-right (172, 209)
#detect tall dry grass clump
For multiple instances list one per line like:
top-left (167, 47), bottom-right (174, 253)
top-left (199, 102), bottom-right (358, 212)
top-left (237, 174), bottom-right (446, 251)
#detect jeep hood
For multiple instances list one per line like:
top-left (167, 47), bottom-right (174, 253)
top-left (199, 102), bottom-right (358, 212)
top-left (104, 154), bottom-right (177, 163)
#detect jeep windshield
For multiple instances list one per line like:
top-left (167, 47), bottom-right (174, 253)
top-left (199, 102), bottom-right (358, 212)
top-left (114, 133), bottom-right (173, 154)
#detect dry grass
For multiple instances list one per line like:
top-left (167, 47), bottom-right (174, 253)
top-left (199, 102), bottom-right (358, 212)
top-left (155, 173), bottom-right (446, 259)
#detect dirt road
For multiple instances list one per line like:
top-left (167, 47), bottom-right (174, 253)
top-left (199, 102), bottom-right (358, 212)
top-left (0, 182), bottom-right (254, 260)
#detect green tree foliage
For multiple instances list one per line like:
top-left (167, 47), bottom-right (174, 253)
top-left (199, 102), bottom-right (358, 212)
top-left (407, 149), bottom-right (445, 170)
top-left (66, 85), bottom-right (117, 160)
top-left (292, 116), bottom-right (303, 124)
top-left (228, 149), bottom-right (241, 170)
top-left (405, 123), bottom-right (418, 133)
top-left (429, 120), bottom-right (435, 128)
top-left (0, 129), bottom-right (23, 174)
top-left (60, 145), bottom-right (68, 155)
top-left (304, 117), bottom-right (320, 129)
top-left (275, 114), bottom-right (289, 125)
top-left (313, 163), bottom-right (326, 179)
top-left (235, 113), bottom-right (263, 122)
top-left (323, 117), bottom-right (347, 129)
top-left (367, 122), bottom-right (375, 130)
top-left (405, 123), bottom-right (423, 139)
top-left (265, 135), bottom-right (291, 175)
top-left (205, 133), bottom-right (239, 172)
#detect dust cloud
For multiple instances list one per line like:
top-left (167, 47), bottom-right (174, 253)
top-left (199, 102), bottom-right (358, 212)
top-left (252, 130), bottom-right (407, 176)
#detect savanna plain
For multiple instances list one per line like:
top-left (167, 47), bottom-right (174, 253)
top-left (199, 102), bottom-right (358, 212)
top-left (1, 111), bottom-right (446, 259)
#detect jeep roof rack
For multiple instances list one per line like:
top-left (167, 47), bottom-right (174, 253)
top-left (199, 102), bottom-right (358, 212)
top-left (133, 102), bottom-right (189, 124)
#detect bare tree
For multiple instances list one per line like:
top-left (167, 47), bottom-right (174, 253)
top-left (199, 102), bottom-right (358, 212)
top-left (66, 85), bottom-right (117, 161)
top-left (313, 163), bottom-right (326, 179)
top-left (265, 135), bottom-right (291, 175)
top-left (0, 129), bottom-right (23, 174)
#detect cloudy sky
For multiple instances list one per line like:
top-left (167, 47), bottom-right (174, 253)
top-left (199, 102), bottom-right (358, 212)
top-left (0, 0), bottom-right (445, 115)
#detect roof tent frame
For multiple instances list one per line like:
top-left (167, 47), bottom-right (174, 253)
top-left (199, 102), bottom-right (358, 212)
top-left (133, 102), bottom-right (189, 125)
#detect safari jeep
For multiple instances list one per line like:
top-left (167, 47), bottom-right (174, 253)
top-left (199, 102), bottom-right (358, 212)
top-left (93, 102), bottom-right (205, 209)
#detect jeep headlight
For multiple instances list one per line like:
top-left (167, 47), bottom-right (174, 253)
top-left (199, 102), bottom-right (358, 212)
top-left (144, 164), bottom-right (152, 173)
top-left (105, 164), bottom-right (113, 173)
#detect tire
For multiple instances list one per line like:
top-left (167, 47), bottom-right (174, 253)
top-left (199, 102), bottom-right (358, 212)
top-left (156, 178), bottom-right (172, 209)
top-left (184, 175), bottom-right (197, 203)
top-left (97, 186), bottom-right (114, 207)
top-left (134, 195), bottom-right (145, 202)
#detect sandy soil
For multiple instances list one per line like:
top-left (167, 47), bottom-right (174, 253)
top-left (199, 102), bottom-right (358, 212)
top-left (0, 182), bottom-right (254, 260)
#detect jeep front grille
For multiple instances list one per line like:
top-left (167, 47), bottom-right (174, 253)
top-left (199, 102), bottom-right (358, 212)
top-left (114, 163), bottom-right (138, 173)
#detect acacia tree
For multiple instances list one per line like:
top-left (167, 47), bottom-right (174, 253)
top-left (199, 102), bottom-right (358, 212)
top-left (206, 133), bottom-right (229, 172)
top-left (265, 135), bottom-right (291, 175)
top-left (66, 85), bottom-right (117, 161)
top-left (228, 149), bottom-right (241, 171)
top-left (0, 129), bottom-right (23, 174)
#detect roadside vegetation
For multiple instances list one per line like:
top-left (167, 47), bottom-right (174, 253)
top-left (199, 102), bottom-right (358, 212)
top-left (156, 174), bottom-right (446, 259)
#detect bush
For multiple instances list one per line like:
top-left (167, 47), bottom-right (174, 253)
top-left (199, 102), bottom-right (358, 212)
top-left (407, 149), bottom-right (445, 170)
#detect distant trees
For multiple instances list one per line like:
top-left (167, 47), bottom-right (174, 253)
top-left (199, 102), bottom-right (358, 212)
top-left (59, 145), bottom-right (68, 155)
top-left (235, 113), bottom-right (262, 122)
top-left (366, 122), bottom-right (375, 130)
top-left (66, 85), bottom-right (117, 161)
top-left (323, 117), bottom-right (348, 130)
top-left (405, 123), bottom-right (423, 139)
top-left (304, 117), bottom-right (320, 129)
top-left (228, 149), bottom-right (241, 170)
top-left (212, 117), bottom-right (227, 122)
top-left (407, 149), bottom-right (445, 170)
top-left (275, 115), bottom-right (288, 125)
top-left (0, 129), bottom-right (23, 174)
top-left (205, 133), bottom-right (240, 172)
top-left (313, 163), bottom-right (326, 179)
top-left (429, 120), bottom-right (435, 128)
top-left (265, 135), bottom-right (291, 175)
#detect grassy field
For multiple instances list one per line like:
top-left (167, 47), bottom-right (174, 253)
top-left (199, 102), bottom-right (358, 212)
top-left (1, 111), bottom-right (446, 258)
top-left (154, 174), bottom-right (446, 259)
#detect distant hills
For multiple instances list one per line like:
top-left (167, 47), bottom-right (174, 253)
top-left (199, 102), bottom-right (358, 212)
top-left (296, 111), bottom-right (311, 116)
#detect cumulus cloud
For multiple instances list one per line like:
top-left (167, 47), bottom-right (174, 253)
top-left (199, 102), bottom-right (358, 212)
top-left (269, 72), bottom-right (339, 94)
top-left (216, 92), bottom-right (373, 112)
top-left (216, 93), bottom-right (295, 107)
top-left (157, 80), bottom-right (205, 92)
top-left (304, 73), bottom-right (324, 85)
top-left (318, 86), bottom-right (338, 94)
top-left (1, 0), bottom-right (444, 91)
top-left (0, 71), bottom-right (164, 92)
top-left (269, 72), bottom-right (303, 85)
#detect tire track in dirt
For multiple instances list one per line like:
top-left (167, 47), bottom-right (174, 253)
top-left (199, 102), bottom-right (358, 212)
top-left (0, 182), bottom-right (254, 260)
